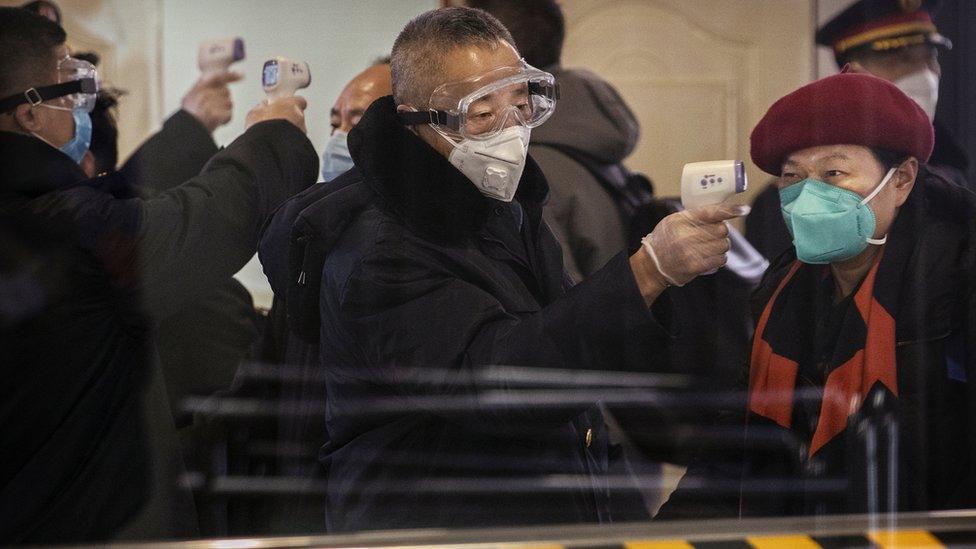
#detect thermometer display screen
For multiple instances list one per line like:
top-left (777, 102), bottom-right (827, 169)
top-left (262, 61), bottom-right (278, 87)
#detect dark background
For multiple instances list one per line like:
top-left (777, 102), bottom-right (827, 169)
top-left (934, 0), bottom-right (976, 184)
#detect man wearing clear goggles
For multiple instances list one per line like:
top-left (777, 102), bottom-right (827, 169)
top-left (398, 59), bottom-right (557, 201)
top-left (0, 54), bottom-right (98, 164)
top-left (261, 6), bottom-right (746, 532)
top-left (0, 8), bottom-right (316, 542)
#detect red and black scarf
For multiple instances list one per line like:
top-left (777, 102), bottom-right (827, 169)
top-left (748, 252), bottom-right (898, 456)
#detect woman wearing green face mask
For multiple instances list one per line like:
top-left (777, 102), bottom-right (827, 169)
top-left (659, 70), bottom-right (976, 519)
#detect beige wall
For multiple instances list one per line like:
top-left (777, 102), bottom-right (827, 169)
top-left (559, 0), bottom-right (816, 209)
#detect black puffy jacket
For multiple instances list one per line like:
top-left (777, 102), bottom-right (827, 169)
top-left (0, 118), bottom-right (316, 542)
top-left (260, 96), bottom-right (677, 532)
top-left (660, 167), bottom-right (976, 519)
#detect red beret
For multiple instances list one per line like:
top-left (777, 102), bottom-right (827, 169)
top-left (750, 70), bottom-right (934, 175)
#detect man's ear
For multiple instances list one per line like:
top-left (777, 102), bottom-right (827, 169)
top-left (396, 104), bottom-right (422, 136)
top-left (13, 103), bottom-right (43, 133)
top-left (891, 157), bottom-right (918, 207)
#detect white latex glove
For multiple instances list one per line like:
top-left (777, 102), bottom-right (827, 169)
top-left (641, 204), bottom-right (750, 287)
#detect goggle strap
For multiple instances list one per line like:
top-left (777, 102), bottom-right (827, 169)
top-left (397, 109), bottom-right (460, 130)
top-left (0, 78), bottom-right (96, 113)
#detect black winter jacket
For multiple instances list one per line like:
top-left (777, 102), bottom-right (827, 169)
top-left (260, 96), bottom-right (676, 532)
top-left (125, 110), bottom-right (262, 427)
top-left (0, 118), bottom-right (316, 542)
top-left (659, 167), bottom-right (976, 519)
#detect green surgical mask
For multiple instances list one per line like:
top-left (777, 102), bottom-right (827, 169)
top-left (779, 168), bottom-right (895, 264)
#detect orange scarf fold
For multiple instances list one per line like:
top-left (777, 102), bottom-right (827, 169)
top-left (748, 254), bottom-right (898, 456)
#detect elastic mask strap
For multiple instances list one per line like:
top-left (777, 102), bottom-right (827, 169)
top-left (863, 167), bottom-right (897, 246)
top-left (860, 167), bottom-right (897, 205)
top-left (29, 104), bottom-right (73, 147)
top-left (30, 131), bottom-right (57, 149)
top-left (35, 102), bottom-right (71, 112)
top-left (431, 124), bottom-right (462, 151)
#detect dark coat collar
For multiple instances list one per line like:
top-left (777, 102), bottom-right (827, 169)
top-left (347, 95), bottom-right (549, 241)
top-left (1, 130), bottom-right (139, 199)
top-left (0, 131), bottom-right (87, 194)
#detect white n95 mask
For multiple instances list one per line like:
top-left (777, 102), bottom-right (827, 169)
top-left (893, 68), bottom-right (939, 122)
top-left (447, 125), bottom-right (531, 202)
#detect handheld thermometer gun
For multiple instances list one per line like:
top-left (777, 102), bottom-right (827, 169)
top-left (680, 160), bottom-right (747, 209)
top-left (679, 160), bottom-right (768, 281)
top-left (262, 57), bottom-right (311, 102)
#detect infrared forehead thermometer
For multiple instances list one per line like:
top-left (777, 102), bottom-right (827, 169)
top-left (198, 37), bottom-right (245, 75)
top-left (680, 160), bottom-right (748, 209)
top-left (262, 57), bottom-right (311, 102)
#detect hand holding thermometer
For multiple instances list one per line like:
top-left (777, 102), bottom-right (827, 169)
top-left (198, 37), bottom-right (245, 76)
top-left (262, 57), bottom-right (311, 102)
top-left (680, 160), bottom-right (748, 209)
top-left (678, 160), bottom-right (766, 279)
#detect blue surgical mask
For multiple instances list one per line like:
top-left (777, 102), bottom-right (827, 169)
top-left (779, 168), bottom-right (895, 264)
top-left (321, 130), bottom-right (354, 182)
top-left (32, 106), bottom-right (92, 165)
top-left (61, 109), bottom-right (93, 164)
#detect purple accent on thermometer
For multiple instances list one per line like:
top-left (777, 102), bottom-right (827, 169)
top-left (735, 161), bottom-right (747, 193)
top-left (233, 38), bottom-right (245, 62)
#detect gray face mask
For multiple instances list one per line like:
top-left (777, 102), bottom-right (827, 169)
top-left (444, 126), bottom-right (531, 202)
top-left (320, 130), bottom-right (354, 182)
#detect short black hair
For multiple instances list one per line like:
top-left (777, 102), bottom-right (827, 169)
top-left (466, 0), bottom-right (565, 69)
top-left (391, 6), bottom-right (515, 105)
top-left (21, 0), bottom-right (62, 25)
top-left (73, 51), bottom-right (101, 67)
top-left (0, 7), bottom-right (66, 101)
top-left (870, 147), bottom-right (911, 170)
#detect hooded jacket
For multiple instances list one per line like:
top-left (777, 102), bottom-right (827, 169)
top-left (529, 66), bottom-right (640, 280)
top-left (0, 118), bottom-right (316, 542)
top-left (259, 96), bottom-right (674, 532)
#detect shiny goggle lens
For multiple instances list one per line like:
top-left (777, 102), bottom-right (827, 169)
top-left (57, 57), bottom-right (99, 112)
top-left (428, 62), bottom-right (557, 140)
